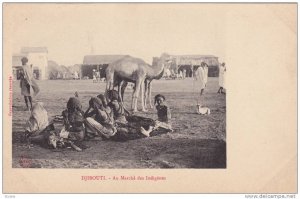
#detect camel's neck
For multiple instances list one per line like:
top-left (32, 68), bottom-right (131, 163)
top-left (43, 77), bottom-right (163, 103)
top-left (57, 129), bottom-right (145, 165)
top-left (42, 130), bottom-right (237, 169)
top-left (147, 62), bottom-right (165, 79)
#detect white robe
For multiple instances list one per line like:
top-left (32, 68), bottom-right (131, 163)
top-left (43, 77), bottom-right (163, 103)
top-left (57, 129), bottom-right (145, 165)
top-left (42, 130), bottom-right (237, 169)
top-left (194, 66), bottom-right (206, 91)
top-left (219, 66), bottom-right (226, 88)
top-left (164, 69), bottom-right (171, 77)
top-left (203, 66), bottom-right (208, 86)
top-left (74, 71), bottom-right (79, 79)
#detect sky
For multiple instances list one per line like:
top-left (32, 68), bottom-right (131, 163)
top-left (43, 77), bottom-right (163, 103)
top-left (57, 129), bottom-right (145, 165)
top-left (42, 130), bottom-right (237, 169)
top-left (7, 4), bottom-right (227, 66)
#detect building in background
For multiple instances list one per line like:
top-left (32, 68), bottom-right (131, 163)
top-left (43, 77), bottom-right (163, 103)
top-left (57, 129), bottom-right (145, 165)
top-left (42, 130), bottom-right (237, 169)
top-left (81, 55), bottom-right (126, 79)
top-left (12, 54), bottom-right (24, 80)
top-left (12, 47), bottom-right (48, 80)
top-left (155, 54), bottom-right (220, 78)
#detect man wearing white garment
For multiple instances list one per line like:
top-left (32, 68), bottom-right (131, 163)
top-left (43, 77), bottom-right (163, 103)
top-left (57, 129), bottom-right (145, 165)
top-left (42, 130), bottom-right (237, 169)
top-left (218, 62), bottom-right (226, 94)
top-left (203, 62), bottom-right (209, 87)
top-left (194, 62), bottom-right (210, 115)
top-left (194, 62), bottom-right (207, 96)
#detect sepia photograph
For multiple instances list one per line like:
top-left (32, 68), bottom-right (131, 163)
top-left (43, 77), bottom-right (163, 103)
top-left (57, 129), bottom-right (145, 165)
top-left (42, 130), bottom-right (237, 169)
top-left (3, 3), bottom-right (296, 194)
top-left (9, 4), bottom-right (226, 169)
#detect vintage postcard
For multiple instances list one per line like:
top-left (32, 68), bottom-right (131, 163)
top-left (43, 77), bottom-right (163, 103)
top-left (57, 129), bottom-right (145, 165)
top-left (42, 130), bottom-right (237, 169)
top-left (2, 3), bottom-right (297, 193)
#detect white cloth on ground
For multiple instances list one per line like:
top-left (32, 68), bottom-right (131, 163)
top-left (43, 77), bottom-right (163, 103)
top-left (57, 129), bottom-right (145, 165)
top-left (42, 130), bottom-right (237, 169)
top-left (25, 102), bottom-right (49, 135)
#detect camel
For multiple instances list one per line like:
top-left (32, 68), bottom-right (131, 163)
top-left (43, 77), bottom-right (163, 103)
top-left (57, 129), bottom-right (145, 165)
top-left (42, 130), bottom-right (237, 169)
top-left (115, 56), bottom-right (165, 110)
top-left (105, 55), bottom-right (165, 112)
top-left (117, 73), bottom-right (163, 110)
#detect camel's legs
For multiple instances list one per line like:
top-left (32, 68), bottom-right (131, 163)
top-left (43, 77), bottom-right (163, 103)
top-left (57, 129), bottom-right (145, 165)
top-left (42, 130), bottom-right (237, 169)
top-left (118, 81), bottom-right (128, 110)
top-left (143, 80), bottom-right (153, 109)
top-left (144, 80), bottom-right (149, 109)
top-left (148, 81), bottom-right (153, 109)
top-left (140, 79), bottom-right (146, 112)
top-left (132, 78), bottom-right (142, 112)
top-left (105, 69), bottom-right (115, 91)
top-left (120, 81), bottom-right (128, 101)
top-left (117, 81), bottom-right (122, 101)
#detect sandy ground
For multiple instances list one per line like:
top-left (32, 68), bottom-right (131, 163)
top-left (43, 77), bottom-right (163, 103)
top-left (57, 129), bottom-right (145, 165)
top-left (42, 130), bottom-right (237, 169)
top-left (12, 77), bottom-right (226, 168)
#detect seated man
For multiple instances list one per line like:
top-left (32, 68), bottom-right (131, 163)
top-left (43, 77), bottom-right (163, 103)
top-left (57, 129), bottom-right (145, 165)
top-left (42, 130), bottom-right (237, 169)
top-left (105, 90), bottom-right (166, 141)
top-left (23, 102), bottom-right (56, 148)
top-left (84, 97), bottom-right (117, 139)
top-left (140, 94), bottom-right (174, 137)
top-left (62, 97), bottom-right (85, 140)
top-left (60, 97), bottom-right (86, 150)
top-left (28, 96), bottom-right (87, 151)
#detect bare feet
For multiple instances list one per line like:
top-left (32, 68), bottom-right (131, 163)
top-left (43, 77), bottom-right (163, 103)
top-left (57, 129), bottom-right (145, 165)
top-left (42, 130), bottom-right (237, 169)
top-left (140, 127), bottom-right (150, 137)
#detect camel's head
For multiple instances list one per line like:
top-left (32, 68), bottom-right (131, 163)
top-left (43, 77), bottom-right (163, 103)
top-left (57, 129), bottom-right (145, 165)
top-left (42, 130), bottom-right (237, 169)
top-left (155, 53), bottom-right (172, 68)
top-left (152, 57), bottom-right (160, 66)
top-left (160, 52), bottom-right (170, 60)
top-left (152, 53), bottom-right (169, 65)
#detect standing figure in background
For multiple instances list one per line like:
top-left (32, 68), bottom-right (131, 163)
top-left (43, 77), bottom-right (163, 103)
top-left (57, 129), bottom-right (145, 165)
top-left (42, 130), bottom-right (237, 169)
top-left (57, 72), bottom-right (61, 79)
top-left (218, 62), bottom-right (226, 94)
top-left (193, 62), bottom-right (207, 113)
top-left (92, 69), bottom-right (97, 83)
top-left (203, 62), bottom-right (209, 87)
top-left (194, 62), bottom-right (210, 115)
top-left (96, 70), bottom-right (100, 82)
top-left (164, 68), bottom-right (171, 79)
top-left (182, 69), bottom-right (186, 79)
top-left (19, 57), bottom-right (40, 110)
top-left (179, 70), bottom-right (183, 79)
top-left (194, 62), bottom-right (206, 96)
top-left (74, 71), bottom-right (79, 80)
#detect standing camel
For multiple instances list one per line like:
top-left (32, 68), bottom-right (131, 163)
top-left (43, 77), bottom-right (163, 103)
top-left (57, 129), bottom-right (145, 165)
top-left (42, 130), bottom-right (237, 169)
top-left (116, 56), bottom-right (165, 110)
top-left (105, 55), bottom-right (165, 112)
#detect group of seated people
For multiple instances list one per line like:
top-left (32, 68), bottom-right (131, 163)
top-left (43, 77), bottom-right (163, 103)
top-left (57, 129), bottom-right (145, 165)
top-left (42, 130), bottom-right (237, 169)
top-left (23, 90), bottom-right (173, 151)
